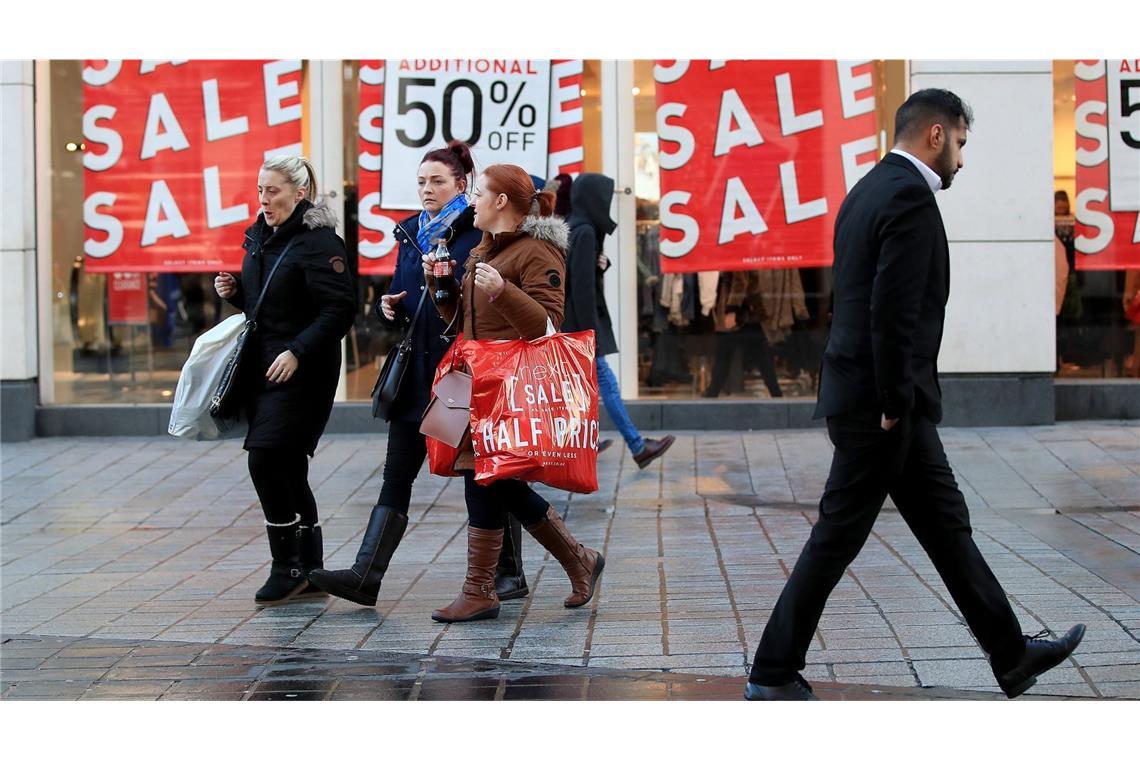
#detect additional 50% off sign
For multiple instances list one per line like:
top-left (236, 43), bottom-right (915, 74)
top-left (381, 59), bottom-right (552, 209)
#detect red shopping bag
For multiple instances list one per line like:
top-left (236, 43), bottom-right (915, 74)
top-left (459, 330), bottom-right (599, 494)
top-left (423, 336), bottom-right (469, 478)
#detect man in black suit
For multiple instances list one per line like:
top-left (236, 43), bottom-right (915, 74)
top-left (745, 89), bottom-right (1085, 701)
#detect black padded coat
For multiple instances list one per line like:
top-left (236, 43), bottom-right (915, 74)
top-left (225, 199), bottom-right (356, 455)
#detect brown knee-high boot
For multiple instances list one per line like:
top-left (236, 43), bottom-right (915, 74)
top-left (431, 526), bottom-right (503, 623)
top-left (525, 507), bottom-right (605, 608)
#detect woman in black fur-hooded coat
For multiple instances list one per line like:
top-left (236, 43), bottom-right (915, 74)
top-left (215, 155), bottom-right (356, 606)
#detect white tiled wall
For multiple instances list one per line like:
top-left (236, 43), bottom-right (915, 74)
top-left (911, 63), bottom-right (1056, 374)
top-left (1, 60), bottom-right (37, 381)
top-left (914, 73), bottom-right (1055, 242)
top-left (0, 60), bottom-right (31, 86)
top-left (942, 242), bottom-right (1056, 373)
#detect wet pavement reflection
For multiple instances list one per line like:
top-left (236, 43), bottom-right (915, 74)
top-left (1, 634), bottom-right (1094, 701)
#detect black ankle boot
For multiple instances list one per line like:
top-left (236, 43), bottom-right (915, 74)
top-left (255, 516), bottom-right (316, 606)
top-left (307, 506), bottom-right (408, 606)
top-left (298, 524), bottom-right (324, 573)
top-left (297, 524), bottom-right (328, 597)
top-left (494, 514), bottom-right (529, 601)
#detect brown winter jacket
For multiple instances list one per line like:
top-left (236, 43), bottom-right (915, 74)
top-left (430, 214), bottom-right (569, 340)
top-left (427, 213), bottom-right (570, 470)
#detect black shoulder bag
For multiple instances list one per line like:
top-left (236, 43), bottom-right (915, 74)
top-left (371, 285), bottom-right (430, 420)
top-left (209, 238), bottom-right (299, 420)
top-left (371, 222), bottom-right (431, 421)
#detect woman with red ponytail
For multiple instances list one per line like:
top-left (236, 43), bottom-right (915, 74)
top-left (424, 164), bottom-right (606, 623)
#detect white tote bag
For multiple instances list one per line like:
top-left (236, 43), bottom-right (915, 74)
top-left (167, 314), bottom-right (249, 440)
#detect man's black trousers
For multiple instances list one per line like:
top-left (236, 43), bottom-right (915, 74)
top-left (749, 410), bottom-right (1026, 686)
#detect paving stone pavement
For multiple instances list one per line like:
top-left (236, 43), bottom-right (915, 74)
top-left (2, 423), bottom-right (1138, 699)
top-left (0, 634), bottom-right (1055, 701)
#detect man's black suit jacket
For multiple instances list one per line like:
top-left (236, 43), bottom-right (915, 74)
top-left (815, 152), bottom-right (950, 424)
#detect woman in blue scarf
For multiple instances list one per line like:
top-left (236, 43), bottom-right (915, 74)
top-left (310, 141), bottom-right (527, 605)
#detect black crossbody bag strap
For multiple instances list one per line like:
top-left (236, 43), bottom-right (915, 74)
top-left (401, 283), bottom-right (431, 344)
top-left (248, 238), bottom-right (300, 328)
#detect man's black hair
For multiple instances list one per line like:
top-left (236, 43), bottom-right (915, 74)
top-left (895, 88), bottom-right (974, 141)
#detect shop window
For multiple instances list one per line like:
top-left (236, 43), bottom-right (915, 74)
top-left (50, 61), bottom-right (309, 403)
top-left (343, 59), bottom-right (603, 400)
top-left (1054, 60), bottom-right (1139, 379)
top-left (49, 58), bottom-right (604, 405)
top-left (631, 60), bottom-right (904, 399)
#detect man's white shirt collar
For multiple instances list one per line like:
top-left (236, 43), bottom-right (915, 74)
top-left (890, 148), bottom-right (942, 193)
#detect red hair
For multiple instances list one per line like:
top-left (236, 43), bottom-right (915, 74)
top-left (482, 164), bottom-right (556, 218)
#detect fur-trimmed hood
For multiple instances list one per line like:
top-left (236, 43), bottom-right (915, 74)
top-left (252, 199), bottom-right (338, 230)
top-left (247, 199), bottom-right (338, 248)
top-left (519, 214), bottom-right (569, 251)
top-left (301, 200), bottom-right (338, 230)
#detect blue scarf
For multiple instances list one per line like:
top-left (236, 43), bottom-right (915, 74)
top-left (417, 194), bottom-right (469, 253)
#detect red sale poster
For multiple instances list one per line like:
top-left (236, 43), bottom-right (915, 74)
top-left (357, 59), bottom-right (584, 275)
top-left (106, 272), bottom-right (149, 324)
top-left (1074, 59), bottom-right (1140, 270)
top-left (82, 60), bottom-right (304, 273)
top-left (356, 61), bottom-right (406, 275)
top-left (654, 60), bottom-right (880, 273)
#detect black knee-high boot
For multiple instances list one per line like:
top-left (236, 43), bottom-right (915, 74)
top-left (307, 506), bottom-right (408, 606)
top-left (495, 514), bottom-right (529, 600)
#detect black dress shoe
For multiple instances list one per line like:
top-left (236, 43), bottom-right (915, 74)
top-left (744, 675), bottom-right (818, 701)
top-left (996, 624), bottom-right (1086, 698)
top-left (633, 435), bottom-right (676, 469)
top-left (598, 439), bottom-right (614, 454)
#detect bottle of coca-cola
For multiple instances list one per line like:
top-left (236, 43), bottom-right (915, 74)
top-left (431, 238), bottom-right (455, 304)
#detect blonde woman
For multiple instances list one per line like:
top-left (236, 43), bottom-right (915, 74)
top-left (214, 155), bottom-right (356, 605)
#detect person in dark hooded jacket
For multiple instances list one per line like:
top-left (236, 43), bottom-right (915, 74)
top-left (214, 155), bottom-right (356, 606)
top-left (561, 173), bottom-right (674, 469)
